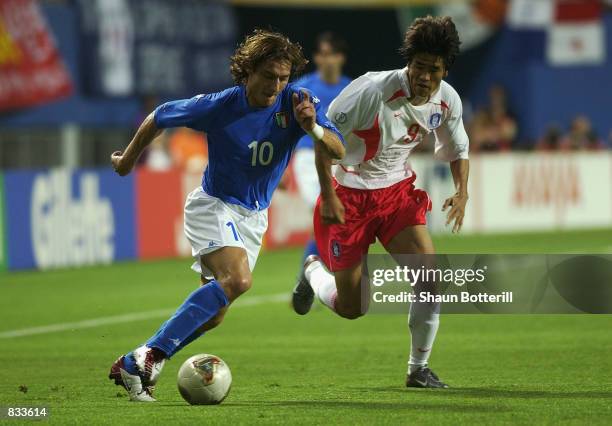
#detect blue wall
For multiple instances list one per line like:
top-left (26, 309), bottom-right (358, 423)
top-left (527, 62), bottom-right (612, 140)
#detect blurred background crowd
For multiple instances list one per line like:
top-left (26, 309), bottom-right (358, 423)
top-left (466, 85), bottom-right (609, 153)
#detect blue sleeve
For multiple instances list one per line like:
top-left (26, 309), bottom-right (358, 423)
top-left (293, 76), bottom-right (307, 88)
top-left (154, 93), bottom-right (221, 132)
top-left (293, 73), bottom-right (312, 89)
top-left (292, 86), bottom-right (345, 146)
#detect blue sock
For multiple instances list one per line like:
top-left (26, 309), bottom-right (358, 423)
top-left (145, 280), bottom-right (228, 358)
top-left (302, 238), bottom-right (319, 264)
top-left (174, 329), bottom-right (205, 352)
top-left (148, 321), bottom-right (205, 353)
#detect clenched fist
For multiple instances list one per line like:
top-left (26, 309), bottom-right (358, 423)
top-left (110, 151), bottom-right (134, 176)
top-left (292, 89), bottom-right (316, 132)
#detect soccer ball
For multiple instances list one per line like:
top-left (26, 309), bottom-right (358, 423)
top-left (177, 354), bottom-right (232, 405)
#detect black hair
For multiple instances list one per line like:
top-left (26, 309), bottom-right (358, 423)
top-left (399, 16), bottom-right (461, 70)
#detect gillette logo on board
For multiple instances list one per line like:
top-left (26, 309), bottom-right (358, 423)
top-left (31, 169), bottom-right (114, 268)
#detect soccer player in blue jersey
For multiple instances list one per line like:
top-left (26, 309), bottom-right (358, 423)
top-left (107, 30), bottom-right (345, 402)
top-left (292, 32), bottom-right (351, 264)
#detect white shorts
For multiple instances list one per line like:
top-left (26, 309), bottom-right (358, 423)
top-left (184, 186), bottom-right (268, 279)
top-left (293, 148), bottom-right (320, 209)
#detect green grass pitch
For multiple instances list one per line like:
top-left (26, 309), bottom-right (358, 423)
top-left (1, 228), bottom-right (611, 425)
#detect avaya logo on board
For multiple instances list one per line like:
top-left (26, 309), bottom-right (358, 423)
top-left (512, 157), bottom-right (581, 209)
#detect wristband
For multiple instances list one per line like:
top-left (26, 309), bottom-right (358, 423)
top-left (306, 123), bottom-right (325, 140)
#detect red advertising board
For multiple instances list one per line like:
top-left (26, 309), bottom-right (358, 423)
top-left (0, 0), bottom-right (72, 111)
top-left (135, 168), bottom-right (183, 259)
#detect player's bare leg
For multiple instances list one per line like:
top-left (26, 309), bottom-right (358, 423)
top-left (201, 246), bottom-right (253, 301)
top-left (333, 265), bottom-right (367, 319)
top-left (160, 247), bottom-right (250, 351)
top-left (383, 225), bottom-right (434, 255)
top-left (183, 247), bottom-right (251, 337)
top-left (383, 225), bottom-right (448, 388)
top-left (295, 257), bottom-right (366, 319)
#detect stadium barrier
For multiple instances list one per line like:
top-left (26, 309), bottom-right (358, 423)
top-left (2, 152), bottom-right (611, 271)
top-left (412, 152), bottom-right (612, 234)
top-left (3, 168), bottom-right (137, 270)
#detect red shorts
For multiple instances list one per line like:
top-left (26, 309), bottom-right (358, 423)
top-left (314, 175), bottom-right (431, 272)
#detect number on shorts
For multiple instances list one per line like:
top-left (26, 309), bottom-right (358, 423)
top-left (226, 221), bottom-right (240, 241)
top-left (248, 140), bottom-right (274, 166)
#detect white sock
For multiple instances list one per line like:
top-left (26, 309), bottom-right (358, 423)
top-left (305, 261), bottom-right (337, 312)
top-left (407, 300), bottom-right (440, 374)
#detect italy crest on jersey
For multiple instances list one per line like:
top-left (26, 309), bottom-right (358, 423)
top-left (275, 111), bottom-right (289, 129)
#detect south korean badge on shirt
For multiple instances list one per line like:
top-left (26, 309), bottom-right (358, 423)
top-left (428, 112), bottom-right (442, 129)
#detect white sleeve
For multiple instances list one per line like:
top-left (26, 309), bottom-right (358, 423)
top-left (327, 75), bottom-right (382, 137)
top-left (434, 91), bottom-right (469, 162)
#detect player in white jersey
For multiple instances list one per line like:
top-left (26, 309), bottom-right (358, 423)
top-left (292, 16), bottom-right (469, 388)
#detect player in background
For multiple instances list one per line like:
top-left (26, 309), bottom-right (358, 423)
top-left (292, 16), bottom-right (469, 388)
top-left (292, 32), bottom-right (351, 264)
top-left (108, 30), bottom-right (345, 402)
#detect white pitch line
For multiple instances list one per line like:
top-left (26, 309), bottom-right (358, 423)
top-left (0, 293), bottom-right (289, 339)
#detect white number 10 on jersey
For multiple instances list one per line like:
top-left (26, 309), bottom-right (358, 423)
top-left (248, 141), bottom-right (274, 166)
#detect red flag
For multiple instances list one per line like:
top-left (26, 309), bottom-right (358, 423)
top-left (547, 0), bottom-right (606, 65)
top-left (0, 0), bottom-right (72, 112)
top-left (555, 0), bottom-right (602, 21)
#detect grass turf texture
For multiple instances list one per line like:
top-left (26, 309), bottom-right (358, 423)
top-left (0, 228), bottom-right (611, 425)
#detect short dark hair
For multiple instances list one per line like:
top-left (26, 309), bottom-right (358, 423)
top-left (399, 16), bottom-right (461, 70)
top-left (315, 31), bottom-right (348, 55)
top-left (230, 29), bottom-right (308, 84)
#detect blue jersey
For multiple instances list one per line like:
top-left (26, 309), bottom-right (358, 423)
top-left (154, 83), bottom-right (343, 211)
top-left (294, 72), bottom-right (351, 150)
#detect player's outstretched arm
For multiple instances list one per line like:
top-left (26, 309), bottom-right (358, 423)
top-left (317, 128), bottom-right (345, 160)
top-left (111, 112), bottom-right (162, 176)
top-left (292, 90), bottom-right (345, 160)
top-left (314, 142), bottom-right (345, 224)
top-left (442, 159), bottom-right (469, 233)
